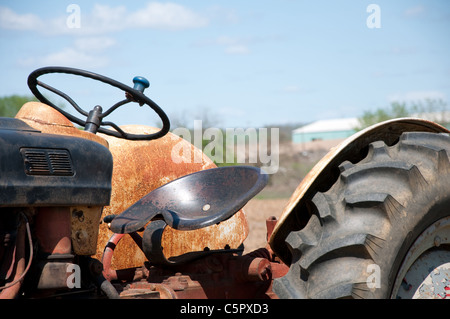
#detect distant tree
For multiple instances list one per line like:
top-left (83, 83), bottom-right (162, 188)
top-left (356, 101), bottom-right (410, 130)
top-left (0, 95), bottom-right (37, 117)
top-left (265, 122), bottom-right (305, 143)
top-left (356, 99), bottom-right (449, 131)
top-left (410, 98), bottom-right (450, 125)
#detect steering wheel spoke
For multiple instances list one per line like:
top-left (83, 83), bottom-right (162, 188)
top-left (99, 121), bottom-right (128, 139)
top-left (36, 80), bottom-right (88, 116)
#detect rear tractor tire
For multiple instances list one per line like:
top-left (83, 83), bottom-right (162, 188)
top-left (273, 132), bottom-right (450, 299)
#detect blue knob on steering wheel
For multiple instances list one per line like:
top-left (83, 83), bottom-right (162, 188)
top-left (133, 76), bottom-right (150, 93)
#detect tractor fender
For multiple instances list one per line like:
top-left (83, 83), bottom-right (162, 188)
top-left (269, 117), bottom-right (449, 263)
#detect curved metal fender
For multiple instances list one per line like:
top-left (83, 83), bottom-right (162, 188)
top-left (96, 125), bottom-right (249, 270)
top-left (269, 118), bottom-right (449, 264)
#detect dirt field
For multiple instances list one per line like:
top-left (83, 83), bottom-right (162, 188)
top-left (242, 198), bottom-right (289, 253)
top-left (239, 139), bottom-right (344, 253)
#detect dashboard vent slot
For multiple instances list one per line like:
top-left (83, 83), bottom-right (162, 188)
top-left (21, 148), bottom-right (74, 176)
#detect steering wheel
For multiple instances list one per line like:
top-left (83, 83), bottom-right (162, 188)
top-left (27, 66), bottom-right (170, 141)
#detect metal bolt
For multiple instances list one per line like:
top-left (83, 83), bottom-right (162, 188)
top-left (75, 230), bottom-right (87, 242)
top-left (434, 236), bottom-right (441, 247)
top-left (89, 258), bottom-right (104, 276)
top-left (401, 279), bottom-right (412, 291)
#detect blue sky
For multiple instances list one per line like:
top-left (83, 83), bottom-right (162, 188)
top-left (0, 1), bottom-right (449, 129)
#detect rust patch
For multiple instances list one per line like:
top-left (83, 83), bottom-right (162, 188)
top-left (15, 102), bottom-right (109, 148)
top-left (70, 206), bottom-right (103, 256)
top-left (96, 125), bottom-right (249, 270)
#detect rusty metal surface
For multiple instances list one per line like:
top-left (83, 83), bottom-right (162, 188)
top-left (270, 118), bottom-right (450, 264)
top-left (413, 262), bottom-right (450, 299)
top-left (104, 215), bottom-right (288, 299)
top-left (70, 206), bottom-right (103, 256)
top-left (114, 250), bottom-right (287, 299)
top-left (15, 102), bottom-right (109, 148)
top-left (146, 250), bottom-right (287, 299)
top-left (96, 125), bottom-right (249, 270)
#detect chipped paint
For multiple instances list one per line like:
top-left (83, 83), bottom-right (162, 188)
top-left (414, 262), bottom-right (450, 299)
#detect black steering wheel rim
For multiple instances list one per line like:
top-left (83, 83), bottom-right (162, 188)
top-left (27, 66), bottom-right (170, 141)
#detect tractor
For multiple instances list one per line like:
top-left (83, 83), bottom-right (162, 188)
top-left (0, 66), bottom-right (449, 299)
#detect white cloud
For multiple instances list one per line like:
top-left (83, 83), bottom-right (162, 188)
top-left (83, 3), bottom-right (208, 33)
top-left (404, 5), bottom-right (425, 18)
top-left (18, 36), bottom-right (116, 69)
top-left (128, 2), bottom-right (208, 30)
top-left (74, 37), bottom-right (116, 52)
top-left (19, 47), bottom-right (110, 69)
top-left (3, 2), bottom-right (208, 70)
top-left (0, 6), bottom-right (44, 30)
top-left (91, 4), bottom-right (127, 29)
top-left (43, 48), bottom-right (109, 68)
top-left (0, 2), bottom-right (208, 35)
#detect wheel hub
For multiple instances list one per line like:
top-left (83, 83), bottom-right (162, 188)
top-left (392, 216), bottom-right (450, 299)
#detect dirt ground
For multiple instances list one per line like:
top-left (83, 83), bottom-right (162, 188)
top-left (239, 139), bottom-right (344, 253)
top-left (241, 197), bottom-right (290, 253)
